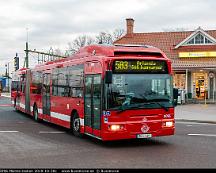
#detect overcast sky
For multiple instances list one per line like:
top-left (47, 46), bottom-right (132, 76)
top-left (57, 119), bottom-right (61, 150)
top-left (0, 0), bottom-right (216, 75)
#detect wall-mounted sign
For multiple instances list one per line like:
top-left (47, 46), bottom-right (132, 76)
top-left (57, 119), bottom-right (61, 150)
top-left (179, 51), bottom-right (216, 58)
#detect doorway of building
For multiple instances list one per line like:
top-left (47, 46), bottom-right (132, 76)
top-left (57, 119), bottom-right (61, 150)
top-left (195, 74), bottom-right (205, 99)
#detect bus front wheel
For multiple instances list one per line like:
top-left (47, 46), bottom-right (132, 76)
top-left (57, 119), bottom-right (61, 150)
top-left (72, 112), bottom-right (82, 137)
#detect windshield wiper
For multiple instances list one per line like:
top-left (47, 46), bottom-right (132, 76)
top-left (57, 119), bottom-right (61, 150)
top-left (117, 103), bottom-right (151, 113)
top-left (143, 97), bottom-right (169, 112)
top-left (117, 101), bottom-right (168, 113)
top-left (149, 101), bottom-right (168, 112)
top-left (147, 98), bottom-right (170, 102)
top-left (139, 95), bottom-right (169, 111)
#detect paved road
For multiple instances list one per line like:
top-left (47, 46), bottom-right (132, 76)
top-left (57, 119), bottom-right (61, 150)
top-left (0, 97), bottom-right (216, 168)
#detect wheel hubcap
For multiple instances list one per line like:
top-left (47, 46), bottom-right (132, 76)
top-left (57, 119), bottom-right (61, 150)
top-left (73, 118), bottom-right (80, 132)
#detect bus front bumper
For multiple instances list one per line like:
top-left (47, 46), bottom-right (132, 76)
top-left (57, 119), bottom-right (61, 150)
top-left (101, 127), bottom-right (175, 141)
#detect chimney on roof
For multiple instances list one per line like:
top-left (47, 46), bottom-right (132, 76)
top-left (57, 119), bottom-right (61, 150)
top-left (126, 18), bottom-right (134, 35)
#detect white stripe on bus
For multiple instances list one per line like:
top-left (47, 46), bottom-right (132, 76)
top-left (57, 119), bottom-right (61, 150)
top-left (51, 112), bottom-right (71, 122)
top-left (50, 112), bottom-right (84, 125)
top-left (30, 106), bottom-right (33, 112)
top-left (15, 103), bottom-right (84, 124)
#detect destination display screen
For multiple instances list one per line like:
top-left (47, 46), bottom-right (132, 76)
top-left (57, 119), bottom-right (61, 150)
top-left (113, 60), bottom-right (168, 74)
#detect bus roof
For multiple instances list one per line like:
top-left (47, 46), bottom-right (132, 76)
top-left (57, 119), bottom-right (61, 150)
top-left (78, 44), bottom-right (165, 57)
top-left (32, 44), bottom-right (169, 70)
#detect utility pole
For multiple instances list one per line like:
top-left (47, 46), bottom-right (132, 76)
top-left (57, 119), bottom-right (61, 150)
top-left (25, 28), bottom-right (29, 68)
top-left (25, 42), bottom-right (29, 68)
top-left (7, 62), bottom-right (9, 92)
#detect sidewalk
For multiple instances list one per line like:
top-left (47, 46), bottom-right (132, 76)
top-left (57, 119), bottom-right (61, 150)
top-left (175, 104), bottom-right (216, 124)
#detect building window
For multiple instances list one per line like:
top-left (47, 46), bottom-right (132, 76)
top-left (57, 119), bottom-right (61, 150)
top-left (187, 38), bottom-right (194, 44)
top-left (174, 73), bottom-right (186, 90)
top-left (205, 37), bottom-right (212, 44)
top-left (195, 33), bottom-right (204, 44)
top-left (186, 32), bottom-right (213, 45)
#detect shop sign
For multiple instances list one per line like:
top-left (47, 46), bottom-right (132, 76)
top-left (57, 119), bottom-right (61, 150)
top-left (179, 51), bottom-right (216, 58)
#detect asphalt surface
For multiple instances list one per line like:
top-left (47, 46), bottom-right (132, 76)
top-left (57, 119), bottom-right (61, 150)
top-left (0, 97), bottom-right (216, 169)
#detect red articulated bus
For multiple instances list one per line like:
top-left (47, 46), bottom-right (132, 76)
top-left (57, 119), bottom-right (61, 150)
top-left (11, 44), bottom-right (178, 141)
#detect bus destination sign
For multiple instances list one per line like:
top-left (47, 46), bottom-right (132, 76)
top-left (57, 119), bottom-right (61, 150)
top-left (113, 60), bottom-right (168, 74)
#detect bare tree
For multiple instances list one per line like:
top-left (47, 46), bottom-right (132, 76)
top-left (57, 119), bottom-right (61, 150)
top-left (96, 32), bottom-right (112, 44)
top-left (68, 35), bottom-right (95, 55)
top-left (67, 29), bottom-right (125, 55)
top-left (96, 29), bottom-right (125, 45)
top-left (112, 28), bottom-right (125, 42)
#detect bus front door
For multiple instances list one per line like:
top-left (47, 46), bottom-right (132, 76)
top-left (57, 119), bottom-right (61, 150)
top-left (84, 75), bottom-right (101, 137)
top-left (42, 73), bottom-right (51, 120)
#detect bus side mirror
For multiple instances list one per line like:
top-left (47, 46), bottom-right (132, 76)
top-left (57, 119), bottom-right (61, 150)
top-left (105, 70), bottom-right (112, 84)
top-left (173, 88), bottom-right (178, 107)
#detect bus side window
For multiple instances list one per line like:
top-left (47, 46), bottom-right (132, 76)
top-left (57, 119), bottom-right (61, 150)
top-left (52, 68), bottom-right (58, 96)
top-left (67, 65), bottom-right (84, 98)
top-left (32, 71), bottom-right (42, 94)
top-left (57, 72), bottom-right (68, 97)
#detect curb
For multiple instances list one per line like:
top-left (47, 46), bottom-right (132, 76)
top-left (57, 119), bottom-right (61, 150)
top-left (176, 119), bottom-right (216, 124)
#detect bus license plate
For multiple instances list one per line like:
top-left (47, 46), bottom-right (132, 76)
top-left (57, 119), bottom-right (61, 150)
top-left (137, 134), bottom-right (152, 138)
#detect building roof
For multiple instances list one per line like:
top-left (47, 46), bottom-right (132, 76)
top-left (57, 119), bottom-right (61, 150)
top-left (115, 25), bottom-right (216, 70)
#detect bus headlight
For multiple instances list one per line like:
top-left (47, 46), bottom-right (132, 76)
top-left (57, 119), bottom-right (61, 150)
top-left (109, 125), bottom-right (124, 131)
top-left (163, 121), bottom-right (174, 127)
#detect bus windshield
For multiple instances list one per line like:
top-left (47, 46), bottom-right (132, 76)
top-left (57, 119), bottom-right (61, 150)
top-left (107, 74), bottom-right (173, 110)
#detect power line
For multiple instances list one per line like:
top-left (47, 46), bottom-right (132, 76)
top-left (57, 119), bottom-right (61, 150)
top-left (24, 48), bottom-right (68, 66)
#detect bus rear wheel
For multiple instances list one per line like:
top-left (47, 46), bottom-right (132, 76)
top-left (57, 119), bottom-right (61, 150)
top-left (71, 112), bottom-right (82, 137)
top-left (33, 105), bottom-right (40, 122)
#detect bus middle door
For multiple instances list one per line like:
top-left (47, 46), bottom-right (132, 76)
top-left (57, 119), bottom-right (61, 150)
top-left (42, 73), bottom-right (51, 121)
top-left (84, 74), bottom-right (102, 138)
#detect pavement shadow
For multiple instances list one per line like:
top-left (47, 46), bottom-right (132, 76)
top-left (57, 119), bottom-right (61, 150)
top-left (79, 134), bottom-right (171, 148)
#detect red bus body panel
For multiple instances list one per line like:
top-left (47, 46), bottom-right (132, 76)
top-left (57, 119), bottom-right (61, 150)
top-left (101, 108), bottom-right (175, 141)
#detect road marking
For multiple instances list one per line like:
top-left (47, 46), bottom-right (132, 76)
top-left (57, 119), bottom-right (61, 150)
top-left (39, 131), bottom-right (65, 134)
top-left (0, 104), bottom-right (13, 107)
top-left (177, 122), bottom-right (216, 126)
top-left (0, 131), bottom-right (19, 133)
top-left (188, 134), bottom-right (216, 137)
